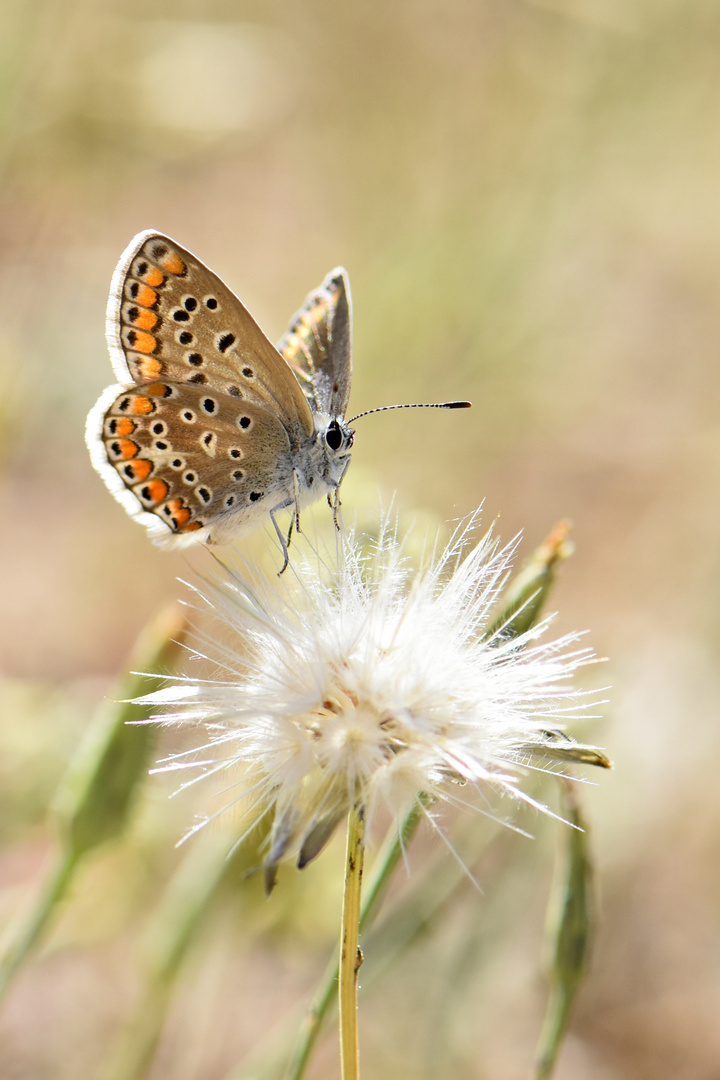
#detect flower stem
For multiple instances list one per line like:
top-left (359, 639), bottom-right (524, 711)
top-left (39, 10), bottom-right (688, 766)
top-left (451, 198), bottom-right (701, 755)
top-left (282, 803), bottom-right (423, 1080)
top-left (339, 803), bottom-right (366, 1080)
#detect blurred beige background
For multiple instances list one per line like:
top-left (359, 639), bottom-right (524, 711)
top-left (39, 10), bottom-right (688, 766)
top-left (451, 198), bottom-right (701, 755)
top-left (1, 1), bottom-right (720, 1078)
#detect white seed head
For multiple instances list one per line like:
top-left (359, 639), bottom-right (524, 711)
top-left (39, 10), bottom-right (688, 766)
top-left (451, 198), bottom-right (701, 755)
top-left (137, 511), bottom-right (605, 871)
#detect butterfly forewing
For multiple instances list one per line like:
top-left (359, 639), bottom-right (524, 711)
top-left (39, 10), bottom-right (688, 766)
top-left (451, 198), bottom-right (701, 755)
top-left (107, 231), bottom-right (314, 436)
top-left (276, 268), bottom-right (352, 417)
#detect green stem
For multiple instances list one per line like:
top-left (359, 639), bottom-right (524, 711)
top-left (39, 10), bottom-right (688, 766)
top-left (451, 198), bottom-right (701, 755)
top-left (339, 804), bottom-right (366, 1080)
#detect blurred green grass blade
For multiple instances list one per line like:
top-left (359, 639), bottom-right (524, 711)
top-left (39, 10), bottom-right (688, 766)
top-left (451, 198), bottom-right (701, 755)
top-left (0, 605), bottom-right (187, 1004)
top-left (359, 801), bottom-right (425, 936)
top-left (359, 817), bottom-right (502, 988)
top-left (98, 822), bottom-right (268, 1080)
top-left (485, 521), bottom-right (574, 641)
top-left (53, 604), bottom-right (188, 857)
top-left (533, 781), bottom-right (594, 1080)
top-left (0, 846), bottom-right (78, 1003)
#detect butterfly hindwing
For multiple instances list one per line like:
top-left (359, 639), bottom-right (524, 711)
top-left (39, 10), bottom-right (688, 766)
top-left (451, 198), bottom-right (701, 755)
top-left (276, 268), bottom-right (352, 417)
top-left (93, 382), bottom-right (297, 545)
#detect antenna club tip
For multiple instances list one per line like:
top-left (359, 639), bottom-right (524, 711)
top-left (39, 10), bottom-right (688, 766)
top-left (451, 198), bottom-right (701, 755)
top-left (444, 401), bottom-right (472, 409)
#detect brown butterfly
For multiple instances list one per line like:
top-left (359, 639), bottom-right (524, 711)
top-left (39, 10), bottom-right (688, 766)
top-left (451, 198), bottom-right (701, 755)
top-left (86, 231), bottom-right (470, 568)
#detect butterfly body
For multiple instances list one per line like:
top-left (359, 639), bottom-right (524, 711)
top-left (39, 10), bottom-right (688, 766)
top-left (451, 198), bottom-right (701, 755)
top-left (87, 231), bottom-right (354, 550)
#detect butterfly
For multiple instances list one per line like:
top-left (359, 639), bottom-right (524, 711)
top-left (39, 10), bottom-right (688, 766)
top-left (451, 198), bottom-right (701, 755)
top-left (86, 231), bottom-right (470, 569)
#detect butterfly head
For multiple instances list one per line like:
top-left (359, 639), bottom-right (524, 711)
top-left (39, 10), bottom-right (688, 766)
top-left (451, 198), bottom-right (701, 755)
top-left (310, 414), bottom-right (354, 492)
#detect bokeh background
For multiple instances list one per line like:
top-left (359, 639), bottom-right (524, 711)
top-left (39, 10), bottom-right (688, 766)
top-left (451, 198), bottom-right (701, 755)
top-left (1, 1), bottom-right (720, 1077)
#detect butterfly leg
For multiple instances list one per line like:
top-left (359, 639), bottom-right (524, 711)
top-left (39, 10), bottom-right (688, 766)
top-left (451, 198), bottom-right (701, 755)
top-left (292, 469), bottom-right (302, 535)
top-left (329, 457), bottom-right (352, 531)
top-left (270, 497), bottom-right (294, 575)
top-left (329, 489), bottom-right (340, 531)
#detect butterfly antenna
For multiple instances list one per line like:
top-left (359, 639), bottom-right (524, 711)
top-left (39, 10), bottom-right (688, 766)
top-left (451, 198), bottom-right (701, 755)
top-left (347, 401), bottom-right (471, 424)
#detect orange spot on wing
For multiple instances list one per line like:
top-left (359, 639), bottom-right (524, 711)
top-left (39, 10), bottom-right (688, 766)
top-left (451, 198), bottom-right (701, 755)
top-left (179, 520), bottom-right (204, 533)
top-left (164, 498), bottom-right (192, 528)
top-left (135, 285), bottom-right (158, 307)
top-left (133, 356), bottom-right (163, 380)
top-left (131, 330), bottom-right (158, 354)
top-left (143, 266), bottom-right (165, 288)
top-left (115, 438), bottom-right (139, 460)
top-left (146, 382), bottom-right (171, 397)
top-left (129, 396), bottom-right (154, 415)
top-left (106, 417), bottom-right (136, 436)
top-left (142, 479), bottom-right (169, 504)
top-left (123, 459), bottom-right (152, 482)
top-left (130, 309), bottom-right (159, 330)
top-left (161, 252), bottom-right (186, 275)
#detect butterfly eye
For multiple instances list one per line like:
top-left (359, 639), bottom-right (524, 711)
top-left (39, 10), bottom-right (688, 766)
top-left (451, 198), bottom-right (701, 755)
top-left (325, 422), bottom-right (343, 452)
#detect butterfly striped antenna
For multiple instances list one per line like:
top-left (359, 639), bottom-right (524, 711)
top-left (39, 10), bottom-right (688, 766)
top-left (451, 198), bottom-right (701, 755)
top-left (347, 401), bottom-right (471, 424)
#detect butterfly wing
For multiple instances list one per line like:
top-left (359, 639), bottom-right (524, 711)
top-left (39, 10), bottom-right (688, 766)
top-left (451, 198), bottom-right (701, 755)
top-left (87, 382), bottom-right (299, 547)
top-left (276, 267), bottom-right (352, 417)
top-left (106, 230), bottom-right (314, 435)
top-left (89, 230), bottom-right (317, 547)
